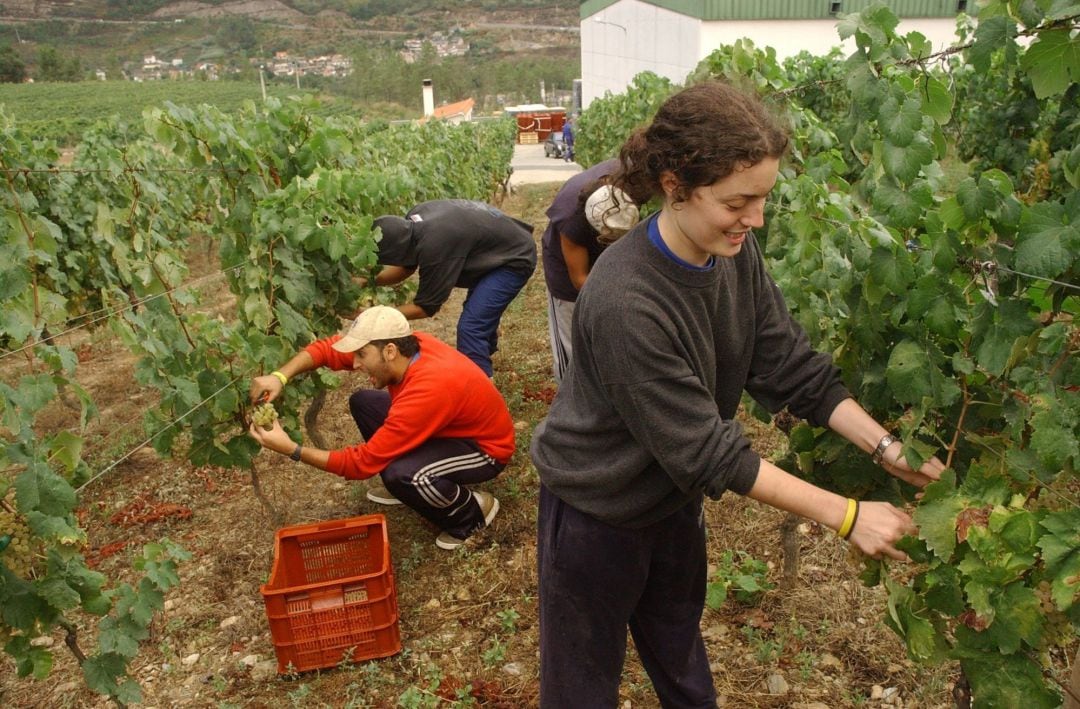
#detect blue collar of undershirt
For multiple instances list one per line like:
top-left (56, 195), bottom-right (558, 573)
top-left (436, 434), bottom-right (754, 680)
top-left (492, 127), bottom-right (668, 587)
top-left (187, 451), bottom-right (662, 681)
top-left (647, 214), bottom-right (716, 271)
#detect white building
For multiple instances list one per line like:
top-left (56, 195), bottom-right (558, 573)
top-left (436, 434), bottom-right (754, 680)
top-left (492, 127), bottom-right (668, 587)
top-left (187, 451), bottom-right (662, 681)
top-left (580, 0), bottom-right (970, 107)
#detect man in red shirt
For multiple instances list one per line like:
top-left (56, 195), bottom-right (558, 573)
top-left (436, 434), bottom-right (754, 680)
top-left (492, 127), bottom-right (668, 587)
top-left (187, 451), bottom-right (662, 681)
top-left (249, 306), bottom-right (513, 549)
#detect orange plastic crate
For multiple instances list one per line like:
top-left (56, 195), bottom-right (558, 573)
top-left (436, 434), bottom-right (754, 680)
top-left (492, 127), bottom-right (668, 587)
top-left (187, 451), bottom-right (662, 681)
top-left (260, 514), bottom-right (401, 673)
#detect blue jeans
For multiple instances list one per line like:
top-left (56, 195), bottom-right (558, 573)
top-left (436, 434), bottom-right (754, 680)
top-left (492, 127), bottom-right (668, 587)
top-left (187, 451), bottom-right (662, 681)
top-left (457, 265), bottom-right (533, 376)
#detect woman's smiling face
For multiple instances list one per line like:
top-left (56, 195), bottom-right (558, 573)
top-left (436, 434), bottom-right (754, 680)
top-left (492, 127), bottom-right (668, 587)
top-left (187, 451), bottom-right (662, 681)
top-left (658, 157), bottom-right (779, 265)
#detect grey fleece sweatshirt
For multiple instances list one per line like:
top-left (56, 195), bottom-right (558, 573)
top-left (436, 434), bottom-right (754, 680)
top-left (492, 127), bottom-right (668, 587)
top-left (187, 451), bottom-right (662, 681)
top-left (530, 217), bottom-right (851, 528)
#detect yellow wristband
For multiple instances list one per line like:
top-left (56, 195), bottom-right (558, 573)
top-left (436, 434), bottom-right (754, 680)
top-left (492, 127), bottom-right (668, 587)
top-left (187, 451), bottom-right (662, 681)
top-left (271, 370), bottom-right (288, 386)
top-left (837, 498), bottom-right (858, 540)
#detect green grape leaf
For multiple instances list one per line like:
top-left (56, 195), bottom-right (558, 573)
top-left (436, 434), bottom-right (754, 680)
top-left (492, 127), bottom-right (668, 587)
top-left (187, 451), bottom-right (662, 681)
top-left (1019, 28), bottom-right (1080, 98)
top-left (923, 563), bottom-right (966, 615)
top-left (141, 559), bottom-right (181, 590)
top-left (82, 652), bottom-right (129, 697)
top-left (913, 480), bottom-right (964, 560)
top-left (883, 578), bottom-right (948, 664)
top-left (1039, 509), bottom-right (1080, 609)
top-left (955, 177), bottom-right (996, 224)
top-left (47, 430), bottom-right (84, 475)
top-left (885, 340), bottom-right (933, 404)
top-left (98, 616), bottom-right (142, 658)
top-left (1048, 551), bottom-right (1080, 611)
top-left (15, 467), bottom-right (77, 518)
top-left (990, 508), bottom-right (1039, 555)
top-left (969, 16), bottom-right (1012, 73)
top-left (4, 635), bottom-right (54, 679)
top-left (960, 653), bottom-right (1061, 709)
top-left (115, 678), bottom-right (143, 705)
top-left (881, 134), bottom-right (933, 185)
top-left (916, 75), bottom-right (953, 124)
top-left (36, 576), bottom-right (82, 611)
top-left (1028, 404), bottom-right (1079, 470)
top-left (869, 239), bottom-right (917, 292)
top-left (1, 580), bottom-right (54, 631)
top-left (871, 181), bottom-right (919, 228)
top-left (16, 374), bottom-right (59, 415)
top-left (1014, 199), bottom-right (1080, 279)
top-left (880, 94), bottom-right (922, 147)
top-left (984, 582), bottom-right (1043, 654)
top-left (132, 580), bottom-right (164, 626)
top-left (974, 299), bottom-right (1037, 377)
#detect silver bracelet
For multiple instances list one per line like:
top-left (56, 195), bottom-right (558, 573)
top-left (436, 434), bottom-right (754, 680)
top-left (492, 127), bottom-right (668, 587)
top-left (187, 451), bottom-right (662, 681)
top-left (871, 434), bottom-right (897, 466)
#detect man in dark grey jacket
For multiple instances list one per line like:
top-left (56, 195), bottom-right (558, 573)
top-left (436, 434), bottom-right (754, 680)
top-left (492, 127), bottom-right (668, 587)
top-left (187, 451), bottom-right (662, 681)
top-left (370, 199), bottom-right (536, 376)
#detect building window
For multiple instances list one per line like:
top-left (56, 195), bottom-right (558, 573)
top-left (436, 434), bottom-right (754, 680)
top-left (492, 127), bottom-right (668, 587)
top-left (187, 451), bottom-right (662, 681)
top-left (957, 0), bottom-right (968, 11)
top-left (830, 1), bottom-right (842, 14)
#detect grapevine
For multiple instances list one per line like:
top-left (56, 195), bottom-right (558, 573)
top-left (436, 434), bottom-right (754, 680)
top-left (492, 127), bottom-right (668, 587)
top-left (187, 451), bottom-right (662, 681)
top-left (1, 93), bottom-right (516, 703)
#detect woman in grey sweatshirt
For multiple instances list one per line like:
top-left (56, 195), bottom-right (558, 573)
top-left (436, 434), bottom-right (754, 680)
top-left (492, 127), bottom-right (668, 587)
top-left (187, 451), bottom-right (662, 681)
top-left (530, 81), bottom-right (946, 709)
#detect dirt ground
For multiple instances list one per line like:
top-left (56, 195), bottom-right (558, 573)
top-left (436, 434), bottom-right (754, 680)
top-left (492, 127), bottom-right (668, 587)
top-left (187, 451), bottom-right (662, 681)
top-left (5, 183), bottom-right (1059, 708)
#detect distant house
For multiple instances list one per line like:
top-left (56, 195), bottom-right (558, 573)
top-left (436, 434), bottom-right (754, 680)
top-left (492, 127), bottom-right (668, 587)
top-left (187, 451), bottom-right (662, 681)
top-left (196, 62), bottom-right (220, 80)
top-left (141, 54), bottom-right (167, 80)
top-left (580, 0), bottom-right (969, 107)
top-left (431, 98), bottom-right (475, 125)
top-left (400, 32), bottom-right (470, 63)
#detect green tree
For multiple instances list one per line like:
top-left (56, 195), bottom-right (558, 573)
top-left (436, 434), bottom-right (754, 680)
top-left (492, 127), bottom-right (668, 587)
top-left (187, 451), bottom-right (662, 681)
top-left (37, 46), bottom-right (82, 82)
top-left (0, 44), bottom-right (26, 83)
top-left (215, 16), bottom-right (258, 53)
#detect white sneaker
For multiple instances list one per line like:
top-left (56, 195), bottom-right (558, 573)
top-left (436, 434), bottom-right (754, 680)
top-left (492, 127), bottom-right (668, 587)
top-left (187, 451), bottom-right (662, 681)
top-left (366, 481), bottom-right (402, 505)
top-left (475, 490), bottom-right (500, 526)
top-left (434, 491), bottom-right (499, 550)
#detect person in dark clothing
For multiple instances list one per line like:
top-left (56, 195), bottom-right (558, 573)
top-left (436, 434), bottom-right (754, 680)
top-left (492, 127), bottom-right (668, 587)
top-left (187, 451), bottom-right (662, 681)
top-left (529, 81), bottom-right (946, 708)
top-left (541, 158), bottom-right (640, 382)
top-left (369, 199), bottom-right (537, 376)
top-left (561, 119), bottom-right (575, 162)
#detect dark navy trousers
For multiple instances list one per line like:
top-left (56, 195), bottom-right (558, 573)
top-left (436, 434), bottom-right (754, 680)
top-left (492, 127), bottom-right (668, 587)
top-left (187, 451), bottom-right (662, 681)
top-left (457, 265), bottom-right (533, 376)
top-left (349, 389), bottom-right (503, 539)
top-left (537, 485), bottom-right (716, 708)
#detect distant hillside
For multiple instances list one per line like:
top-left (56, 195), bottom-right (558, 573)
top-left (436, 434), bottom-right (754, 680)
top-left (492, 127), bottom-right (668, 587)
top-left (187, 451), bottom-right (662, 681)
top-left (0, 0), bottom-right (580, 78)
top-left (0, 0), bottom-right (579, 26)
top-left (0, 1), bottom-right (580, 130)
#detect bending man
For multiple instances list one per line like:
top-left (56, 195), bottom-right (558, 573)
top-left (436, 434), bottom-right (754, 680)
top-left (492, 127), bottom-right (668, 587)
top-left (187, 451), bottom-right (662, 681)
top-left (249, 306), bottom-right (513, 550)
top-left (370, 199), bottom-right (536, 376)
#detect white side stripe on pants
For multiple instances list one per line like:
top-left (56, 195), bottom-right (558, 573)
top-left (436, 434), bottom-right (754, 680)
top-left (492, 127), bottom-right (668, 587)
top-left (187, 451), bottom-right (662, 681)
top-left (412, 451), bottom-right (496, 510)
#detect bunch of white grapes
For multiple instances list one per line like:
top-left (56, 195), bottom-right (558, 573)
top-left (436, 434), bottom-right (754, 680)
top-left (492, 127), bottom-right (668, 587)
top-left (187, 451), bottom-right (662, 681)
top-left (252, 402), bottom-right (279, 431)
top-left (1034, 580), bottom-right (1073, 653)
top-left (0, 492), bottom-right (35, 579)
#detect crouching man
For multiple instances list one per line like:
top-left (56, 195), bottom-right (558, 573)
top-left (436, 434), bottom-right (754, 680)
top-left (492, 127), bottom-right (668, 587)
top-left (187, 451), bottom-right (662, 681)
top-left (248, 306), bottom-right (513, 550)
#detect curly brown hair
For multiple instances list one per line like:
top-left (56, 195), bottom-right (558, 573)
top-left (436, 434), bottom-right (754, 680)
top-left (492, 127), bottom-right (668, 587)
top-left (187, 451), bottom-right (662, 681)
top-left (612, 81), bottom-right (789, 205)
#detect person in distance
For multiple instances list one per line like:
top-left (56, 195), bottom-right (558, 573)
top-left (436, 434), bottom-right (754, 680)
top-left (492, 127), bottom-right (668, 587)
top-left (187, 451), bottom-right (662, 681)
top-left (366, 199), bottom-right (536, 377)
top-left (561, 117), bottom-right (575, 162)
top-left (529, 81), bottom-right (947, 707)
top-left (248, 306), bottom-right (513, 550)
top-left (541, 158), bottom-right (642, 383)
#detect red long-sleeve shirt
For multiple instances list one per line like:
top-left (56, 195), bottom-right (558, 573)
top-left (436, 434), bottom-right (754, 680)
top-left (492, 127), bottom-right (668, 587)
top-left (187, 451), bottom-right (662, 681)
top-left (304, 331), bottom-right (516, 479)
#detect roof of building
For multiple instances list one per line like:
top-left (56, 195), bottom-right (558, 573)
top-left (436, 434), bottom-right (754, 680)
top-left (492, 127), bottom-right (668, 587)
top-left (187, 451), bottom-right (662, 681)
top-left (580, 0), bottom-right (967, 20)
top-left (432, 98), bottom-right (475, 119)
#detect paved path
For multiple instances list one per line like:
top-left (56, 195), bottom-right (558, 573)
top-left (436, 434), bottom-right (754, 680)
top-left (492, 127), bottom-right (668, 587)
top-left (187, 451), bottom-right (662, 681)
top-left (509, 143), bottom-right (581, 186)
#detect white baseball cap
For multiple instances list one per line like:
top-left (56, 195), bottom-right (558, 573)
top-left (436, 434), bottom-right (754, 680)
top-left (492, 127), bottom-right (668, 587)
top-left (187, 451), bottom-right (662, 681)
top-left (331, 306), bottom-right (412, 353)
top-left (585, 185), bottom-right (639, 239)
